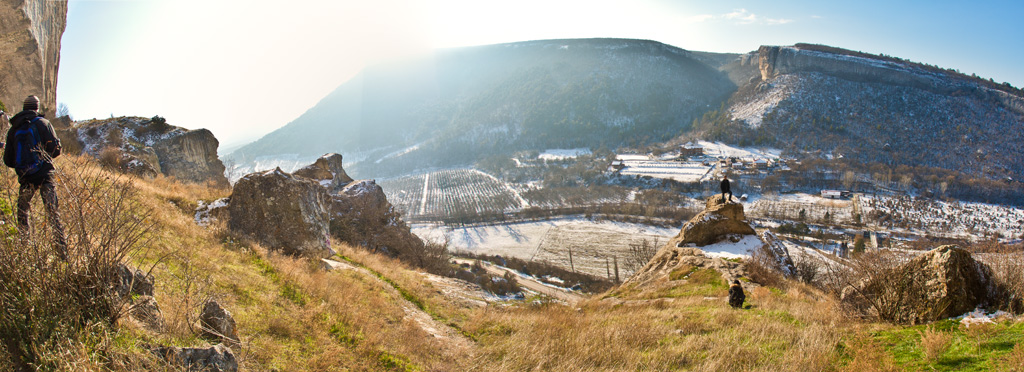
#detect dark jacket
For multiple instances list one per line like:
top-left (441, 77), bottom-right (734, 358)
top-left (728, 282), bottom-right (745, 308)
top-left (720, 178), bottom-right (731, 193)
top-left (4, 110), bottom-right (61, 183)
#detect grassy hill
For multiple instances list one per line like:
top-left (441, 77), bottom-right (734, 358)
top-left (1, 155), bottom-right (1022, 371)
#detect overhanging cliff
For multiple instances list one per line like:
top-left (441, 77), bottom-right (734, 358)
top-left (0, 0), bottom-right (67, 116)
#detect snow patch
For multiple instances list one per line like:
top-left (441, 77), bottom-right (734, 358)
top-left (539, 148), bottom-right (591, 161)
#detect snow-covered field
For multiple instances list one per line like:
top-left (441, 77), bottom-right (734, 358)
top-left (618, 160), bottom-right (712, 183)
top-left (413, 218), bottom-right (679, 277)
top-left (863, 195), bottom-right (1024, 239)
top-left (538, 148), bottom-right (592, 161)
top-left (696, 141), bottom-right (782, 160)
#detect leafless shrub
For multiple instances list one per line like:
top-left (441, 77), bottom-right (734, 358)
top-left (819, 250), bottom-right (929, 323)
top-left (624, 238), bottom-right (659, 273)
top-left (793, 259), bottom-right (818, 284)
top-left (745, 243), bottom-right (789, 289)
top-left (0, 157), bottom-right (153, 370)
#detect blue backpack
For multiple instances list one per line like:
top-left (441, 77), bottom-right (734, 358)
top-left (13, 117), bottom-right (46, 176)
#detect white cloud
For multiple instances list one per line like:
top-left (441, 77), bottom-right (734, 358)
top-left (720, 8), bottom-right (793, 25)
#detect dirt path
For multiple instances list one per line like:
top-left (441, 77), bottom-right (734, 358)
top-left (452, 258), bottom-right (587, 305)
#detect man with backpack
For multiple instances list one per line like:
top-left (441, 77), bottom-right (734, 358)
top-left (3, 96), bottom-right (66, 256)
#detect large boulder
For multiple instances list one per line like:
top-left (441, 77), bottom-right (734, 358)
top-left (293, 153), bottom-right (353, 193)
top-left (151, 344), bottom-right (238, 372)
top-left (844, 245), bottom-right (1002, 324)
top-left (228, 168), bottom-right (333, 257)
top-left (673, 196), bottom-right (756, 247)
top-left (758, 231), bottom-right (797, 277)
top-left (0, 0), bottom-right (67, 118)
top-left (330, 179), bottom-right (425, 259)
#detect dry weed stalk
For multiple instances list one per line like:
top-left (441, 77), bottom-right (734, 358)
top-left (919, 326), bottom-right (952, 362)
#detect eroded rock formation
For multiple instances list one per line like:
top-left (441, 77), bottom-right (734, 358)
top-left (76, 117), bottom-right (229, 186)
top-left (0, 0), bottom-right (66, 116)
top-left (228, 168), bottom-right (333, 257)
top-left (293, 153), bottom-right (353, 192)
top-left (673, 197), bottom-right (756, 248)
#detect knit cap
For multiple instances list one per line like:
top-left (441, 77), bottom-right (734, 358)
top-left (23, 95), bottom-right (40, 111)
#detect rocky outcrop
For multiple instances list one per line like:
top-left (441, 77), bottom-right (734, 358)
top-left (199, 300), bottom-right (239, 345)
top-left (624, 197), bottom-right (758, 289)
top-left (672, 197), bottom-right (756, 248)
top-left (624, 247), bottom-right (745, 289)
top-left (843, 245), bottom-right (1002, 324)
top-left (330, 179), bottom-right (425, 258)
top-left (228, 168), bottom-right (333, 257)
top-left (152, 129), bottom-right (228, 187)
top-left (151, 344), bottom-right (238, 372)
top-left (76, 117), bottom-right (229, 186)
top-left (0, 0), bottom-right (67, 117)
top-left (293, 153), bottom-right (353, 192)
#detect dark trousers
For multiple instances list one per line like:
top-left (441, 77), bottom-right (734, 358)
top-left (720, 190), bottom-right (733, 203)
top-left (17, 176), bottom-right (67, 256)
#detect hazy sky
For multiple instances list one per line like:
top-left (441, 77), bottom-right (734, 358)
top-left (56, 0), bottom-right (1024, 150)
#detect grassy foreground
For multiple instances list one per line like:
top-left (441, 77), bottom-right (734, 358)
top-left (0, 155), bottom-right (1021, 371)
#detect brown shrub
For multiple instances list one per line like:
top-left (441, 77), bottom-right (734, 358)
top-left (919, 327), bottom-right (952, 362)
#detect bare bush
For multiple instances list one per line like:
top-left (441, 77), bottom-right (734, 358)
top-left (794, 256), bottom-right (822, 284)
top-left (745, 243), bottom-right (789, 289)
top-left (0, 157), bottom-right (153, 370)
top-left (624, 238), bottom-right (659, 273)
top-left (819, 250), bottom-right (930, 323)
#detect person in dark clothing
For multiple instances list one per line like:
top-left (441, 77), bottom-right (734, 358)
top-left (720, 175), bottom-right (733, 203)
top-left (728, 279), bottom-right (745, 308)
top-left (3, 96), bottom-right (66, 256)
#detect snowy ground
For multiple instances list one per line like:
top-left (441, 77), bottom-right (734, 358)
top-left (413, 217), bottom-right (679, 278)
top-left (862, 195), bottom-right (1024, 240)
top-left (618, 160), bottom-right (713, 183)
top-left (696, 141), bottom-right (782, 160)
top-left (538, 148), bottom-right (592, 161)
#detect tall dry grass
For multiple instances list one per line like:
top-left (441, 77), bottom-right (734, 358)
top-left (0, 156), bottom-right (154, 371)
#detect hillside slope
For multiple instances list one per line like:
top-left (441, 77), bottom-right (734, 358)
top-left (227, 38), bottom-right (737, 177)
top-left (719, 44), bottom-right (1024, 181)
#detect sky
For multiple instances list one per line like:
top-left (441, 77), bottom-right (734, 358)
top-left (56, 0), bottom-right (1024, 151)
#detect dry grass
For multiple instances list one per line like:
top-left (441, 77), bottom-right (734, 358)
top-left (999, 342), bottom-right (1024, 372)
top-left (918, 326), bottom-right (952, 362)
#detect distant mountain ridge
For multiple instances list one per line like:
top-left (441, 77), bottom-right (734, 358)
top-left (228, 38), bottom-right (1024, 182)
top-left (227, 38), bottom-right (739, 177)
top-left (723, 44), bottom-right (1024, 180)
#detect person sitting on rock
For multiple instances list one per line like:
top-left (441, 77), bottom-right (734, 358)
top-left (720, 175), bottom-right (733, 203)
top-left (728, 279), bottom-right (745, 308)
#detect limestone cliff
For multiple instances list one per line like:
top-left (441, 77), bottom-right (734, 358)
top-left (0, 0), bottom-right (66, 116)
top-left (756, 44), bottom-right (1024, 114)
top-left (76, 117), bottom-right (229, 187)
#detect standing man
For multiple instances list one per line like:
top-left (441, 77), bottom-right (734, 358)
top-left (3, 96), bottom-right (66, 256)
top-left (720, 175), bottom-right (733, 203)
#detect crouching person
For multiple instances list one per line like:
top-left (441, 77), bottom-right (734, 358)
top-left (728, 279), bottom-right (745, 309)
top-left (3, 96), bottom-right (67, 257)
